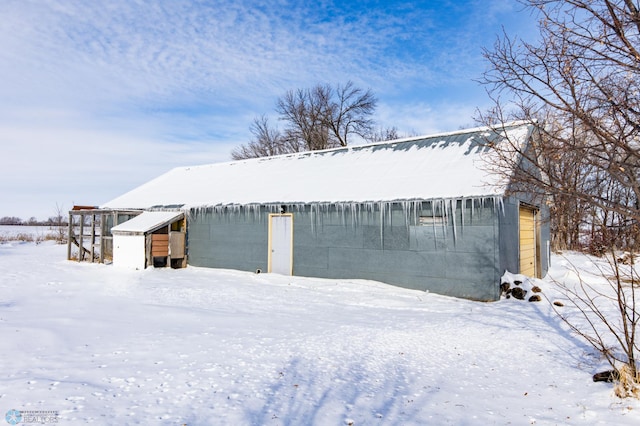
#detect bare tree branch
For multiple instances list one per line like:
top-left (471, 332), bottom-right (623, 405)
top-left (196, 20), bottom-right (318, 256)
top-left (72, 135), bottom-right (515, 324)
top-left (480, 0), bottom-right (640, 395)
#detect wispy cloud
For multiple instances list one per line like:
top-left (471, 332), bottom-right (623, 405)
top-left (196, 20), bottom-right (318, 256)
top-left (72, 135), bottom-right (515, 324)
top-left (2, 1), bottom-right (505, 106)
top-left (0, 0), bottom-right (535, 218)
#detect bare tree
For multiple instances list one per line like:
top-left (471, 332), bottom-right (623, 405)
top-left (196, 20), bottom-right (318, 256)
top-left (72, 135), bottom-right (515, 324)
top-left (277, 86), bottom-right (334, 151)
top-left (233, 82), bottom-right (378, 159)
top-left (50, 203), bottom-right (67, 244)
top-left (231, 116), bottom-right (288, 160)
top-left (368, 126), bottom-right (422, 143)
top-left (369, 126), bottom-right (400, 142)
top-left (479, 0), bottom-right (640, 396)
top-left (483, 109), bottom-right (595, 251)
top-left (324, 81), bottom-right (377, 146)
top-left (0, 216), bottom-right (22, 225)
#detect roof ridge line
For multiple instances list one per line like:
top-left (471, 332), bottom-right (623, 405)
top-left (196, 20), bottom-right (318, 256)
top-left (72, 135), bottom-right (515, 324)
top-left (180, 120), bottom-right (534, 171)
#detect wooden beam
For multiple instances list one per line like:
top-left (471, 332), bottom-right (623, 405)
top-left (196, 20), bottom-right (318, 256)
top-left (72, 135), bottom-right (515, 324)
top-left (67, 212), bottom-right (73, 261)
top-left (99, 214), bottom-right (105, 264)
top-left (79, 214), bottom-right (84, 262)
top-left (145, 234), bottom-right (152, 268)
top-left (90, 214), bottom-right (96, 262)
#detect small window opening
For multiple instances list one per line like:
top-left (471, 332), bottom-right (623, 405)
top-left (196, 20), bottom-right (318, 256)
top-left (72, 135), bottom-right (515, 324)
top-left (419, 216), bottom-right (445, 226)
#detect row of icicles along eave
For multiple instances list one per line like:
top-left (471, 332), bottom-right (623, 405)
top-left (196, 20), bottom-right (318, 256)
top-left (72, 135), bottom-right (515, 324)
top-left (181, 196), bottom-right (505, 241)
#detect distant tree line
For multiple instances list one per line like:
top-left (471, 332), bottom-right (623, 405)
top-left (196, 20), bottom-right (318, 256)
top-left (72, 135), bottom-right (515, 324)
top-left (0, 216), bottom-right (69, 226)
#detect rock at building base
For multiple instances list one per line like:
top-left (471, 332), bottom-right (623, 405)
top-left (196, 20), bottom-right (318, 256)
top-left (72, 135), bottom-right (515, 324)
top-left (511, 286), bottom-right (527, 300)
top-left (593, 370), bottom-right (618, 383)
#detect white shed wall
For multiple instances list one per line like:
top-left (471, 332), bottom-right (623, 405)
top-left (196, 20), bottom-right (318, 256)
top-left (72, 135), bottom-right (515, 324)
top-left (113, 234), bottom-right (146, 269)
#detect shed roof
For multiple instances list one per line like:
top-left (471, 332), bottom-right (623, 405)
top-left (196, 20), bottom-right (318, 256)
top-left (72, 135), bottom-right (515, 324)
top-left (111, 211), bottom-right (184, 235)
top-left (102, 122), bottom-right (534, 210)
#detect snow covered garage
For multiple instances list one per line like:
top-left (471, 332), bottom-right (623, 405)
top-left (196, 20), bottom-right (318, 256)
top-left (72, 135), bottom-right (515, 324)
top-left (102, 122), bottom-right (550, 301)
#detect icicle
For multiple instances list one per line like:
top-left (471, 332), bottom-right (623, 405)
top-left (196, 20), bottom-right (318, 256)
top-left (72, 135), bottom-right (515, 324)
top-left (401, 201), bottom-right (408, 231)
top-left (352, 203), bottom-right (358, 228)
top-left (410, 201), bottom-right (416, 226)
top-left (341, 203), bottom-right (346, 228)
top-left (471, 197), bottom-right (475, 222)
top-left (450, 199), bottom-right (457, 242)
top-left (440, 200), bottom-right (448, 239)
top-left (341, 203), bottom-right (346, 227)
top-left (379, 201), bottom-right (385, 248)
top-left (187, 195), bottom-right (506, 248)
top-left (497, 196), bottom-right (505, 215)
top-left (429, 201), bottom-right (437, 241)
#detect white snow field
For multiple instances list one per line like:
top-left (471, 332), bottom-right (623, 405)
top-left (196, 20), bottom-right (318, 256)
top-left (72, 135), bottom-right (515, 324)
top-left (0, 226), bottom-right (62, 242)
top-left (1, 241), bottom-right (639, 425)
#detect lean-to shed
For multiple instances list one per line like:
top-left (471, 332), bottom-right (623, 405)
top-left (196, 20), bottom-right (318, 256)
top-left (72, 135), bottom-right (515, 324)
top-left (102, 122), bottom-right (550, 301)
top-left (111, 211), bottom-right (187, 270)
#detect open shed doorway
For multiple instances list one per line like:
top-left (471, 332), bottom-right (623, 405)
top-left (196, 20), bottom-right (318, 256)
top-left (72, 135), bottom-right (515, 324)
top-left (150, 219), bottom-right (187, 268)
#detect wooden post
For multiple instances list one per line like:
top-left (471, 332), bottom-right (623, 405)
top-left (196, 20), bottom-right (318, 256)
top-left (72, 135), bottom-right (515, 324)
top-left (166, 225), bottom-right (172, 268)
top-left (67, 212), bottom-right (73, 261)
top-left (145, 234), bottom-right (152, 268)
top-left (180, 217), bottom-right (187, 268)
top-left (79, 213), bottom-right (85, 261)
top-left (99, 212), bottom-right (105, 264)
top-left (90, 214), bottom-right (96, 262)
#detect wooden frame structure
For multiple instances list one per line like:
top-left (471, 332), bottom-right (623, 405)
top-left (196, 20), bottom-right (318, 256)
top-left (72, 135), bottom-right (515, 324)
top-left (67, 206), bottom-right (142, 263)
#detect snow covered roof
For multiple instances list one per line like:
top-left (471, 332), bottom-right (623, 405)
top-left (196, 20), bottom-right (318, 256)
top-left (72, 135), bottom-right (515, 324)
top-left (102, 122), bottom-right (535, 210)
top-left (111, 211), bottom-right (184, 234)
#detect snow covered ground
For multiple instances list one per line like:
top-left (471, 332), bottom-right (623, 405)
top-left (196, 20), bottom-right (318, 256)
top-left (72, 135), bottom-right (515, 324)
top-left (1, 241), bottom-right (639, 425)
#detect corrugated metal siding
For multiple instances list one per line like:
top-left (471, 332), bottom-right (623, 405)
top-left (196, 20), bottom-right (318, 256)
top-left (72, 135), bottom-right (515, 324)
top-left (187, 201), bottom-right (503, 301)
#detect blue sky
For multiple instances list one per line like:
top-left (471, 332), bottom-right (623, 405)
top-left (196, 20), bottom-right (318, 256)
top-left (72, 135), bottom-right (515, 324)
top-left (0, 0), bottom-right (537, 219)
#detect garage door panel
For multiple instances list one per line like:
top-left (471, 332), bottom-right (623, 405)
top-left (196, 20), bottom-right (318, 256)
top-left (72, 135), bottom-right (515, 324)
top-left (519, 206), bottom-right (537, 277)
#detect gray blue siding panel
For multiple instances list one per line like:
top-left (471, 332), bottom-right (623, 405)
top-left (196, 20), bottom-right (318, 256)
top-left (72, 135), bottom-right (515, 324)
top-left (186, 201), bottom-right (515, 301)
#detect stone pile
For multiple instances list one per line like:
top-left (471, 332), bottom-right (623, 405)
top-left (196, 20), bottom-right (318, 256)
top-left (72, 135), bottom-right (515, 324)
top-left (500, 279), bottom-right (543, 302)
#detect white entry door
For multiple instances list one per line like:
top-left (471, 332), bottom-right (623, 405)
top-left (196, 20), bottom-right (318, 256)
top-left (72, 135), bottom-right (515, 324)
top-left (268, 214), bottom-right (293, 275)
